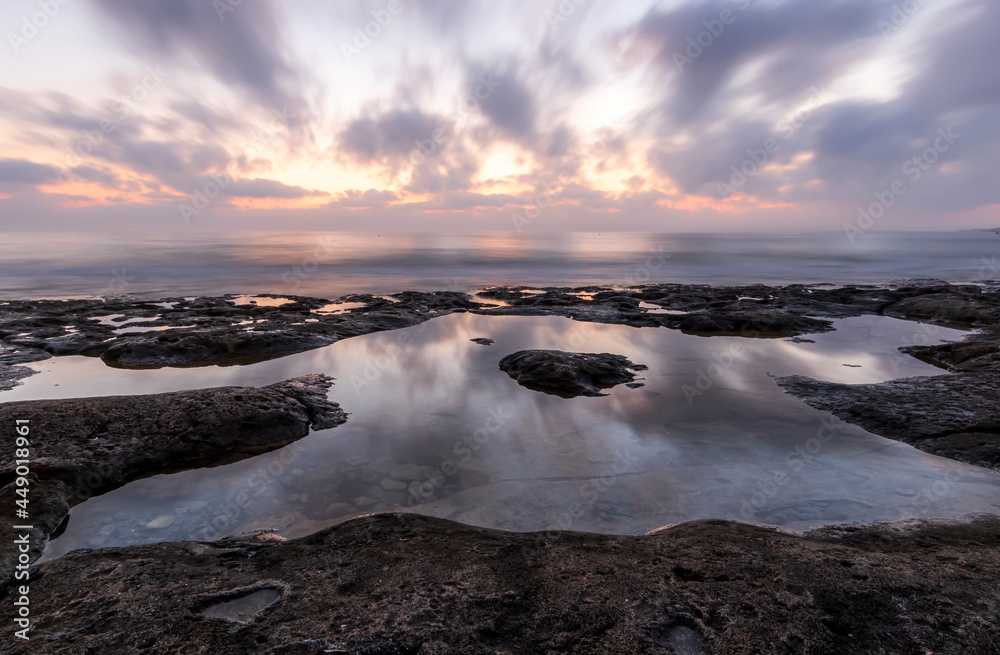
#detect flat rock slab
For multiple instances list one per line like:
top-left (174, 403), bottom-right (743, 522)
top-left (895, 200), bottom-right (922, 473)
top-left (776, 371), bottom-right (1000, 471)
top-left (198, 586), bottom-right (284, 623)
top-left (499, 349), bottom-right (648, 397)
top-left (6, 513), bottom-right (999, 654)
top-left (5, 281), bottom-right (998, 371)
top-left (0, 374), bottom-right (347, 586)
top-left (0, 343), bottom-right (49, 391)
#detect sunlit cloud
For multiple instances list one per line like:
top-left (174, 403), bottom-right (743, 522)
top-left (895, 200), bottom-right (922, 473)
top-left (0, 0), bottom-right (997, 231)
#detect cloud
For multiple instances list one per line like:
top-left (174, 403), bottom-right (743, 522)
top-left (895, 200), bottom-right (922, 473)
top-left (332, 188), bottom-right (398, 208)
top-left (2, 0), bottom-right (999, 232)
top-left (225, 178), bottom-right (327, 199)
top-left (337, 109), bottom-right (444, 168)
top-left (88, 0), bottom-right (304, 112)
top-left (628, 0), bottom-right (1000, 219)
top-left (805, 0), bottom-right (1000, 211)
top-left (0, 159), bottom-right (60, 185)
top-left (467, 67), bottom-right (535, 141)
top-left (634, 0), bottom-right (893, 122)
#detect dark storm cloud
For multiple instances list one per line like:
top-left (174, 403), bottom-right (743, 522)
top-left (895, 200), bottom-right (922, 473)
top-left (467, 67), bottom-right (535, 141)
top-left (88, 0), bottom-right (304, 111)
top-left (807, 0), bottom-right (1000, 210)
top-left (634, 0), bottom-right (1000, 217)
top-left (0, 86), bottom-right (243, 198)
top-left (0, 159), bottom-right (60, 185)
top-left (337, 109), bottom-right (444, 166)
top-left (544, 125), bottom-right (575, 158)
top-left (635, 0), bottom-right (893, 122)
top-left (224, 178), bottom-right (327, 199)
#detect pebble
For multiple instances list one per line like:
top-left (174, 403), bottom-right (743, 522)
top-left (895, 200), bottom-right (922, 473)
top-left (379, 478), bottom-right (407, 491)
top-left (145, 514), bottom-right (176, 529)
top-left (380, 478), bottom-right (408, 491)
top-left (325, 503), bottom-right (358, 517)
top-left (389, 464), bottom-right (428, 482)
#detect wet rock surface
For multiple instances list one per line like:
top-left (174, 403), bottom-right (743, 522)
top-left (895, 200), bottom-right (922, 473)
top-left (770, 281), bottom-right (1000, 473)
top-left (5, 513), bottom-right (999, 654)
top-left (3, 281), bottom-right (1000, 652)
top-left (776, 370), bottom-right (1000, 471)
top-left (499, 350), bottom-right (648, 397)
top-left (5, 281), bottom-right (996, 374)
top-left (0, 292), bottom-right (482, 370)
top-left (0, 343), bottom-right (49, 391)
top-left (0, 374), bottom-right (346, 587)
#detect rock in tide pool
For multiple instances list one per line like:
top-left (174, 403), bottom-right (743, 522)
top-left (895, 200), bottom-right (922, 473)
top-left (144, 514), bottom-right (176, 529)
top-left (389, 463), bottom-right (428, 482)
top-left (498, 349), bottom-right (648, 397)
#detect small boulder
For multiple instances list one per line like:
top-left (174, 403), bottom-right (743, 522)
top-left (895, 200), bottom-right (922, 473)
top-left (389, 463), bottom-right (428, 482)
top-left (499, 349), bottom-right (648, 398)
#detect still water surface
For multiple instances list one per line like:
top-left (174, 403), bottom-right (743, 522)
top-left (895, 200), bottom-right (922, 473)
top-left (3, 313), bottom-right (998, 560)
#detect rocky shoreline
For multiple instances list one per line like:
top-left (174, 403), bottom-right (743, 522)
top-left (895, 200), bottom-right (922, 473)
top-left (0, 375), bottom-right (346, 587)
top-left (4, 280), bottom-right (999, 471)
top-left (1, 280), bottom-right (999, 653)
top-left (2, 280), bottom-right (995, 374)
top-left (6, 513), bottom-right (999, 654)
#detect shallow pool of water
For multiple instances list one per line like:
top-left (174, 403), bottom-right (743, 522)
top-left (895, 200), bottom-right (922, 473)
top-left (6, 313), bottom-right (998, 559)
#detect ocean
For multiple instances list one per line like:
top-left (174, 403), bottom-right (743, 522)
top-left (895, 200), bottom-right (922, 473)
top-left (1, 230), bottom-right (998, 299)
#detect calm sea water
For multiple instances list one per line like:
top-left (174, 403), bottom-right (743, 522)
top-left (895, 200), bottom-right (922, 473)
top-left (1, 230), bottom-right (998, 299)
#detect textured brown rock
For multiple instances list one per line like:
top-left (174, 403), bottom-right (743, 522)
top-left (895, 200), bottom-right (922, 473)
top-left (499, 349), bottom-right (648, 397)
top-left (3, 513), bottom-right (999, 654)
top-left (0, 375), bottom-right (347, 587)
top-left (776, 370), bottom-right (1000, 471)
top-left (6, 281), bottom-right (997, 372)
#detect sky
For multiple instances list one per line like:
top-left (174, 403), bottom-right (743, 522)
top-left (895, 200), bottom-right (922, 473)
top-left (0, 0), bottom-right (997, 233)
